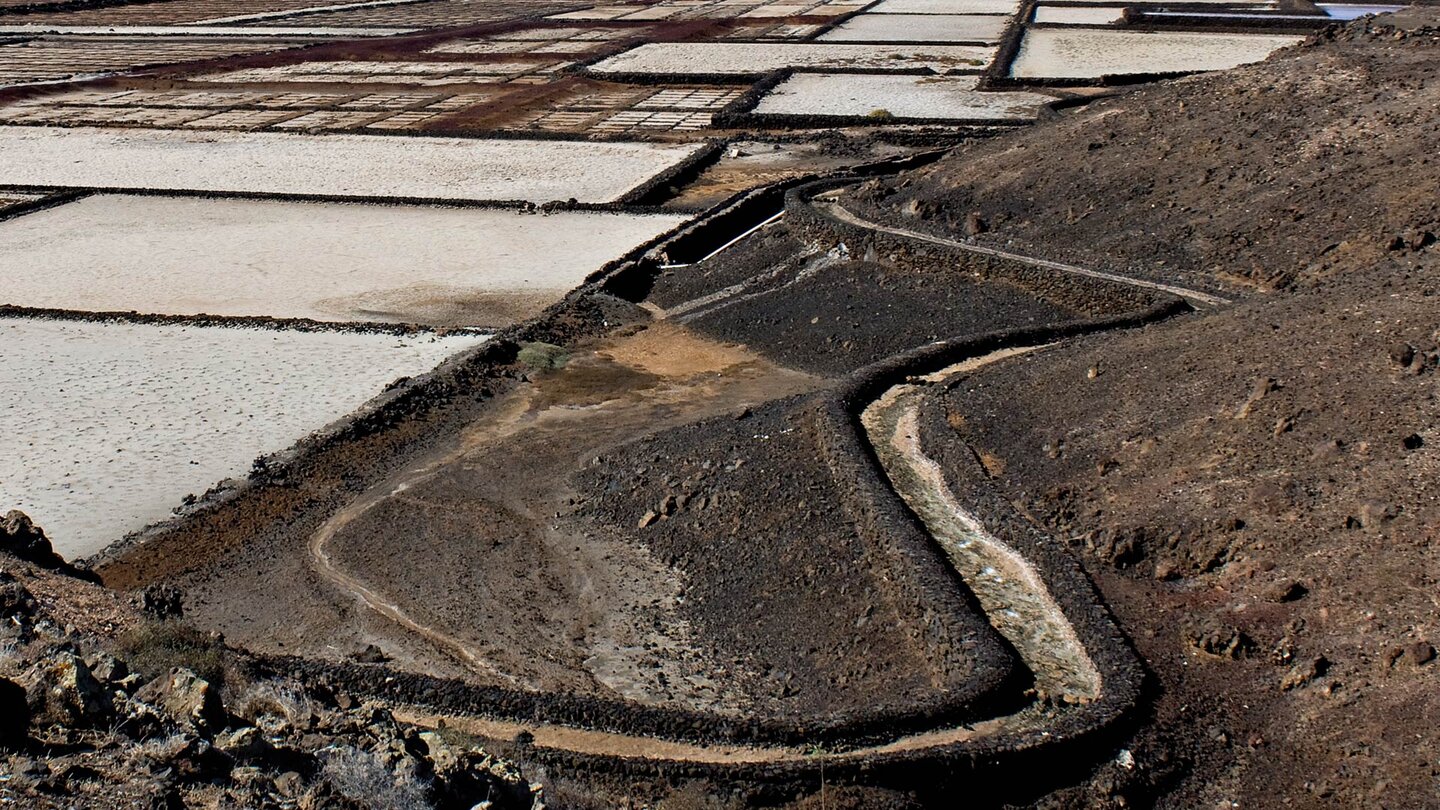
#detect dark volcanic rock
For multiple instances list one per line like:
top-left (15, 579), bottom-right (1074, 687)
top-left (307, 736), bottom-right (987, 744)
top-left (0, 511), bottom-right (65, 569)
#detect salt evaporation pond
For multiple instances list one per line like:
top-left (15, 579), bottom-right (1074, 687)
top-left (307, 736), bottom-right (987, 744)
top-left (0, 318), bottom-right (487, 558)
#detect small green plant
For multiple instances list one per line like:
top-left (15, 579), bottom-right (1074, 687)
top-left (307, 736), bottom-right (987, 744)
top-left (866, 108), bottom-right (894, 120)
top-left (516, 341), bottom-right (569, 372)
top-left (116, 620), bottom-right (226, 687)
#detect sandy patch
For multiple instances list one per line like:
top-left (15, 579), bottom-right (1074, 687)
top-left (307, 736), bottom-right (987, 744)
top-left (0, 318), bottom-right (487, 558)
top-left (0, 195), bottom-right (688, 325)
top-left (589, 42), bottom-right (995, 75)
top-left (1010, 28), bottom-right (1304, 79)
top-left (818, 13), bottom-right (1010, 42)
top-left (0, 126), bottom-right (706, 203)
top-left (753, 74), bottom-right (1051, 120)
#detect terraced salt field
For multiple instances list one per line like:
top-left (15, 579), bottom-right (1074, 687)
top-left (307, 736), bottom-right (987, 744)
top-left (817, 13), bottom-right (1010, 43)
top-left (589, 42), bottom-right (996, 75)
top-left (1010, 29), bottom-right (1305, 79)
top-left (0, 318), bottom-right (487, 558)
top-left (864, 0), bottom-right (1017, 14)
top-left (753, 74), bottom-right (1053, 121)
top-left (0, 195), bottom-right (688, 325)
top-left (0, 126), bottom-right (706, 202)
top-left (1030, 5), bottom-right (1126, 25)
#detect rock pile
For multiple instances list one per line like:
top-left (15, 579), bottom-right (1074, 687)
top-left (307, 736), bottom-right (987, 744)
top-left (0, 538), bottom-right (542, 810)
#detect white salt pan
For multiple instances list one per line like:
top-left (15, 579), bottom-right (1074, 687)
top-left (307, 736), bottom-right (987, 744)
top-left (0, 195), bottom-right (688, 325)
top-left (753, 73), bottom-right (1051, 120)
top-left (590, 42), bottom-right (995, 75)
top-left (818, 13), bottom-right (1010, 42)
top-left (0, 126), bottom-right (705, 203)
top-left (0, 318), bottom-right (487, 558)
top-left (1010, 28), bottom-right (1304, 79)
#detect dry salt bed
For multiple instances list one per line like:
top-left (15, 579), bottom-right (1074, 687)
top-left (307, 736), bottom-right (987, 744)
top-left (817, 13), bottom-right (1010, 43)
top-left (247, 0), bottom-right (582, 28)
top-left (0, 24), bottom-right (411, 36)
top-left (0, 317), bottom-right (487, 559)
top-left (194, 0), bottom-right (442, 24)
top-left (549, 0), bottom-right (866, 21)
top-left (0, 37), bottom-right (306, 88)
top-left (9, 0), bottom-right (433, 25)
top-left (1031, 5), bottom-right (1126, 25)
top-left (0, 126), bottom-right (705, 203)
top-left (0, 194), bottom-right (688, 325)
top-left (1010, 29), bottom-right (1304, 79)
top-left (0, 88), bottom-right (501, 131)
top-left (590, 42), bottom-right (996, 76)
top-left (753, 73), bottom-right (1052, 121)
top-left (865, 0), bottom-right (1018, 14)
top-left (203, 60), bottom-right (567, 85)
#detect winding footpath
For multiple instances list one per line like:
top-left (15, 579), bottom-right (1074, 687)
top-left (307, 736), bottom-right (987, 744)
top-left (305, 189), bottom-right (1234, 769)
top-left (817, 200), bottom-right (1232, 309)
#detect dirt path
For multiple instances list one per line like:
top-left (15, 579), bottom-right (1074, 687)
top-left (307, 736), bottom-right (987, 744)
top-left (862, 348), bottom-right (1102, 703)
top-left (306, 392), bottom-right (538, 683)
top-left (816, 200), bottom-right (1232, 308)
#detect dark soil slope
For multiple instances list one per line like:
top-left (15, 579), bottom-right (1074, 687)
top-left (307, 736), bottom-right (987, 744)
top-left (649, 225), bottom-right (1080, 376)
top-left (571, 394), bottom-right (1017, 726)
top-left (933, 264), bottom-right (1440, 806)
top-left (890, 10), bottom-right (1440, 807)
top-left (846, 10), bottom-right (1440, 295)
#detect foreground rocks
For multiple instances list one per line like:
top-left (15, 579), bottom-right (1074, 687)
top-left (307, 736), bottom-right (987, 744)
top-left (0, 537), bottom-right (541, 810)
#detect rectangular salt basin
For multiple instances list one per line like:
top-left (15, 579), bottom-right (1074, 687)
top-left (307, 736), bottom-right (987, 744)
top-left (0, 195), bottom-right (689, 326)
top-left (0, 24), bottom-right (411, 35)
top-left (0, 318), bottom-right (487, 558)
top-left (753, 73), bottom-right (1051, 120)
top-left (1031, 5), bottom-right (1126, 25)
top-left (818, 13), bottom-right (1009, 42)
top-left (0, 126), bottom-right (706, 203)
top-left (590, 42), bottom-right (995, 76)
top-left (1010, 29), bottom-right (1304, 79)
top-left (865, 0), bottom-right (1018, 14)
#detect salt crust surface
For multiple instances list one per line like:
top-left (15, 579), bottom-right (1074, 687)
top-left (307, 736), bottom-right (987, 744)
top-left (590, 41), bottom-right (996, 74)
top-left (0, 318), bottom-right (488, 558)
top-left (0, 126), bottom-right (705, 203)
top-left (1030, 5), bottom-right (1126, 25)
top-left (817, 13), bottom-right (1010, 42)
top-left (1010, 28), bottom-right (1304, 79)
top-left (0, 24), bottom-right (410, 35)
top-left (865, 0), bottom-right (1018, 14)
top-left (0, 194), bottom-right (688, 324)
top-left (753, 73), bottom-right (1051, 120)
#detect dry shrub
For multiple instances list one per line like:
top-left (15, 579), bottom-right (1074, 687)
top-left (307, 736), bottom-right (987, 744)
top-left (116, 620), bottom-right (226, 687)
top-left (517, 342), bottom-right (569, 371)
top-left (321, 745), bottom-right (433, 810)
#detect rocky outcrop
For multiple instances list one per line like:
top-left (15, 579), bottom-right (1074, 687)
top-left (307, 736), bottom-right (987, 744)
top-left (0, 511), bottom-right (65, 570)
top-left (0, 565), bottom-right (542, 810)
